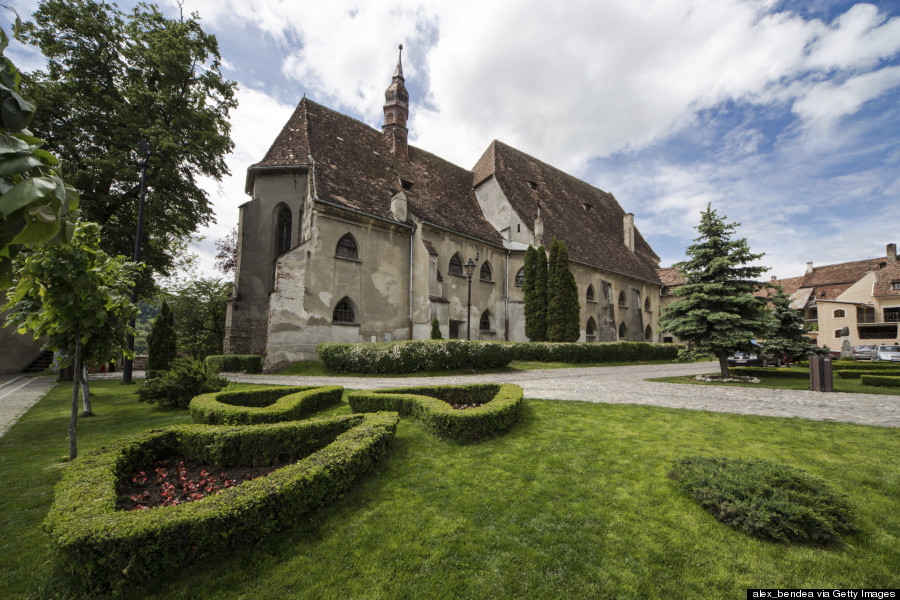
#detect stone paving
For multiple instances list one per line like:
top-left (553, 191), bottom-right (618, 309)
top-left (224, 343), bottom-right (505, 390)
top-left (227, 361), bottom-right (900, 428)
top-left (0, 375), bottom-right (56, 438)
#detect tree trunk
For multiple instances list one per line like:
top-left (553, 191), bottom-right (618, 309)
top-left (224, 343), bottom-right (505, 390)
top-left (718, 353), bottom-right (731, 379)
top-left (69, 336), bottom-right (82, 460)
top-left (81, 364), bottom-right (92, 416)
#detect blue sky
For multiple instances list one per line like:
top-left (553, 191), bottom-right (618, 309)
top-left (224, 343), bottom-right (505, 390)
top-left (6, 0), bottom-right (900, 281)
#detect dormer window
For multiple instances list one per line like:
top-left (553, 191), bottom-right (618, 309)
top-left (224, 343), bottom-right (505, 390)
top-left (893, 281), bottom-right (900, 291)
top-left (582, 203), bottom-right (592, 212)
top-left (401, 179), bottom-right (413, 191)
top-left (525, 180), bottom-right (538, 190)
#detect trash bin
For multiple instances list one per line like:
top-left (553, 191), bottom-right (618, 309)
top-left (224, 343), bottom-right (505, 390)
top-left (809, 355), bottom-right (833, 392)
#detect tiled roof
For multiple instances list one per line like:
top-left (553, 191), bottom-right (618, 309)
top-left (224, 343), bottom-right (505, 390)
top-left (799, 257), bottom-right (882, 288)
top-left (873, 262), bottom-right (900, 296)
top-left (657, 267), bottom-right (686, 289)
top-left (474, 141), bottom-right (661, 283)
top-left (254, 99), bottom-right (503, 246)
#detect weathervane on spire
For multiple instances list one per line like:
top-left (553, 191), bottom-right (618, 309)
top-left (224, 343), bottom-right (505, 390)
top-left (394, 44), bottom-right (404, 79)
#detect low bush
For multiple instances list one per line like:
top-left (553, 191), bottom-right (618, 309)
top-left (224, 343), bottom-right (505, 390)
top-left (859, 375), bottom-right (900, 388)
top-left (190, 385), bottom-right (343, 425)
top-left (668, 456), bottom-right (856, 545)
top-left (730, 367), bottom-right (809, 379)
top-left (348, 384), bottom-right (523, 441)
top-left (826, 362), bottom-right (900, 371)
top-left (43, 412), bottom-right (399, 594)
top-left (834, 369), bottom-right (897, 380)
top-left (204, 354), bottom-right (263, 373)
top-left (137, 358), bottom-right (228, 409)
top-left (509, 341), bottom-right (679, 363)
top-left (317, 340), bottom-right (516, 374)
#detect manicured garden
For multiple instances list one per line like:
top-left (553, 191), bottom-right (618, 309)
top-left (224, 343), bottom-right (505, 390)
top-left (1, 380), bottom-right (898, 598)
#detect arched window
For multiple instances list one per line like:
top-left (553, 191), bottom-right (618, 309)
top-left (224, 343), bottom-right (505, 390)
top-left (515, 268), bottom-right (525, 287)
top-left (275, 204), bottom-right (291, 257)
top-left (336, 234), bottom-right (358, 259)
top-left (644, 325), bottom-right (652, 340)
top-left (833, 309), bottom-right (846, 318)
top-left (586, 284), bottom-right (595, 302)
top-left (586, 317), bottom-right (597, 337)
top-left (480, 261), bottom-right (492, 282)
top-left (449, 254), bottom-right (463, 276)
top-left (479, 310), bottom-right (492, 331)
top-left (618, 322), bottom-right (627, 340)
top-left (644, 297), bottom-right (651, 311)
top-left (618, 291), bottom-right (627, 307)
top-left (333, 298), bottom-right (355, 323)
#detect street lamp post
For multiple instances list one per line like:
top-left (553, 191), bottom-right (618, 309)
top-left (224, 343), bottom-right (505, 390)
top-left (464, 257), bottom-right (477, 340)
top-left (123, 140), bottom-right (151, 384)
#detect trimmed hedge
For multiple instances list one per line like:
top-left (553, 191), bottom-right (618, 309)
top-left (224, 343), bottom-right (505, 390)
top-left (190, 385), bottom-right (343, 425)
top-left (668, 456), bottom-right (857, 545)
top-left (44, 412), bottom-right (399, 594)
top-left (204, 354), bottom-right (263, 373)
top-left (826, 362), bottom-right (900, 371)
top-left (859, 375), bottom-right (900, 388)
top-left (317, 340), bottom-right (516, 374)
top-left (835, 369), bottom-right (898, 380)
top-left (731, 367), bottom-right (809, 379)
top-left (348, 383), bottom-right (523, 441)
top-left (508, 341), bottom-right (679, 363)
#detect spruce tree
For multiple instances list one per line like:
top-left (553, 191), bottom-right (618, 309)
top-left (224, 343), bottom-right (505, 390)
top-left (764, 287), bottom-right (811, 361)
top-left (547, 239), bottom-right (580, 342)
top-left (659, 204), bottom-right (770, 378)
top-left (147, 300), bottom-right (177, 374)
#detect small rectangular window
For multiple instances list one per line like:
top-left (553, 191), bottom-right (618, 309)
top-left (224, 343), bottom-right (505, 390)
top-left (893, 281), bottom-right (900, 291)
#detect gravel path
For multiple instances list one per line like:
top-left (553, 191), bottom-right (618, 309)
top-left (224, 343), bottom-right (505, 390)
top-left (227, 361), bottom-right (900, 428)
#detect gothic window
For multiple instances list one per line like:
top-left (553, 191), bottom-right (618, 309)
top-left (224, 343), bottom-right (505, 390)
top-left (336, 234), bottom-right (359, 259)
top-left (644, 325), bottom-right (652, 340)
top-left (275, 204), bottom-right (291, 257)
top-left (644, 297), bottom-right (651, 311)
top-left (618, 291), bottom-right (627, 307)
top-left (586, 317), bottom-right (597, 338)
top-left (586, 284), bottom-right (595, 302)
top-left (333, 298), bottom-right (355, 324)
top-left (479, 310), bottom-right (492, 332)
top-left (449, 254), bottom-right (463, 276)
top-left (833, 309), bottom-right (846, 318)
top-left (618, 322), bottom-right (627, 339)
top-left (480, 261), bottom-right (492, 282)
top-left (515, 268), bottom-right (525, 287)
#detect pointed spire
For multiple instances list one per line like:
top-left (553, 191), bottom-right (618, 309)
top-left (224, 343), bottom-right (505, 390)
top-left (394, 44), bottom-right (404, 79)
top-left (383, 43), bottom-right (409, 159)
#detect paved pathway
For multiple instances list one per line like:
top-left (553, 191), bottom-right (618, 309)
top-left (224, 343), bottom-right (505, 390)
top-left (0, 375), bottom-right (56, 438)
top-left (227, 361), bottom-right (900, 428)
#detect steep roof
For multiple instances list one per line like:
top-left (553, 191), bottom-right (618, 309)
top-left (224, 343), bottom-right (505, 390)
top-left (657, 267), bottom-right (685, 292)
top-left (766, 255), bottom-right (897, 304)
top-left (253, 98), bottom-right (503, 245)
top-left (873, 262), bottom-right (900, 297)
top-left (474, 141), bottom-right (661, 283)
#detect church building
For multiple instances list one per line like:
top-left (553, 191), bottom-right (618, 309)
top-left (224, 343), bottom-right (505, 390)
top-left (224, 48), bottom-right (664, 370)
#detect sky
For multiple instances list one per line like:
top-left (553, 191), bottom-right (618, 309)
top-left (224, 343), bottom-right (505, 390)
top-left (6, 0), bottom-right (900, 282)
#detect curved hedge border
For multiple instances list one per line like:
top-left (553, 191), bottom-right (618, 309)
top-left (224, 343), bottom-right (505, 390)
top-left (190, 385), bottom-right (343, 425)
top-left (317, 340), bottom-right (516, 374)
top-left (509, 341), bottom-right (679, 363)
top-left (348, 383), bottom-right (523, 441)
top-left (204, 354), bottom-right (263, 373)
top-left (44, 413), bottom-right (399, 594)
top-left (859, 374), bottom-right (900, 388)
top-left (731, 367), bottom-right (809, 379)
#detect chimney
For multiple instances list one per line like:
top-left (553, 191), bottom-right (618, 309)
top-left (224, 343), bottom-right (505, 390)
top-left (770, 275), bottom-right (777, 281)
top-left (887, 243), bottom-right (897, 264)
top-left (806, 261), bottom-right (814, 274)
top-left (390, 190), bottom-right (407, 222)
top-left (534, 203), bottom-right (543, 247)
top-left (623, 213), bottom-right (635, 253)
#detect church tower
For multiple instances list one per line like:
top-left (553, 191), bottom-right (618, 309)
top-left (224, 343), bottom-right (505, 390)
top-left (383, 44), bottom-right (409, 158)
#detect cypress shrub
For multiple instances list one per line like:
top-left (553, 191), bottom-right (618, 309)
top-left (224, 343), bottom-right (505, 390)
top-left (430, 317), bottom-right (442, 340)
top-left (546, 240), bottom-right (579, 342)
top-left (523, 245), bottom-right (547, 341)
top-left (146, 300), bottom-right (176, 375)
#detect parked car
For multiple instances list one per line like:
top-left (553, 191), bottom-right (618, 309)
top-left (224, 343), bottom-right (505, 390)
top-left (727, 348), bottom-right (781, 367)
top-left (875, 344), bottom-right (900, 361)
top-left (852, 345), bottom-right (877, 360)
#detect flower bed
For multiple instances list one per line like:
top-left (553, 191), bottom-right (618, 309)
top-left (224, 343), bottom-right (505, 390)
top-left (189, 385), bottom-right (343, 425)
top-left (43, 412), bottom-right (399, 594)
top-left (348, 384), bottom-right (523, 441)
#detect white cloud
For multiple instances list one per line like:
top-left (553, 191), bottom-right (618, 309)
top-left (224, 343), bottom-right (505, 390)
top-left (792, 65), bottom-right (900, 125)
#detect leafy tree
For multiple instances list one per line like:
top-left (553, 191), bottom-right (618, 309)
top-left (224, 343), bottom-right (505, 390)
top-left (0, 10), bottom-right (78, 288)
top-left (3, 221), bottom-right (137, 458)
top-left (764, 287), bottom-right (813, 361)
top-left (430, 317), bottom-right (442, 340)
top-left (659, 204), bottom-right (771, 378)
top-left (524, 245), bottom-right (549, 341)
top-left (215, 227), bottom-right (237, 275)
top-left (21, 0), bottom-right (237, 280)
top-left (166, 277), bottom-right (231, 359)
top-left (546, 239), bottom-right (580, 342)
top-left (146, 298), bottom-right (176, 374)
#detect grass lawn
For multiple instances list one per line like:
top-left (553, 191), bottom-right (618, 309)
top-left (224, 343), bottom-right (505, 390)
top-left (1, 380), bottom-right (898, 598)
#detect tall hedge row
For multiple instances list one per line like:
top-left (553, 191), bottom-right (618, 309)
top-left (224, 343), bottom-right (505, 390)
top-left (317, 340), bottom-right (516, 374)
top-left (509, 341), bottom-right (679, 363)
top-left (43, 413), bottom-right (399, 594)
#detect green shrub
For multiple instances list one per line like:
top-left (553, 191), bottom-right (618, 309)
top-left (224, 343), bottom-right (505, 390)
top-left (43, 412), bottom-right (399, 594)
top-left (348, 384), bottom-right (523, 441)
top-left (859, 374), bottom-right (900, 388)
top-left (829, 362), bottom-right (900, 371)
top-left (834, 369), bottom-right (898, 379)
top-left (509, 341), bottom-right (679, 363)
top-left (146, 300), bottom-right (176, 375)
top-left (317, 340), bottom-right (516, 374)
top-left (430, 318), bottom-right (442, 340)
top-left (204, 354), bottom-right (263, 373)
top-left (190, 385), bottom-right (343, 425)
top-left (731, 367), bottom-right (809, 379)
top-left (137, 358), bottom-right (228, 409)
top-left (668, 456), bottom-right (856, 545)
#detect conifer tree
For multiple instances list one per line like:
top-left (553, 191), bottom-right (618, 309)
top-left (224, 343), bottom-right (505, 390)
top-left (523, 245), bottom-right (544, 341)
top-left (547, 239), bottom-right (580, 342)
top-left (659, 204), bottom-right (771, 378)
top-left (763, 287), bottom-right (811, 361)
top-left (430, 317), bottom-right (442, 340)
top-left (146, 299), bottom-right (176, 374)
